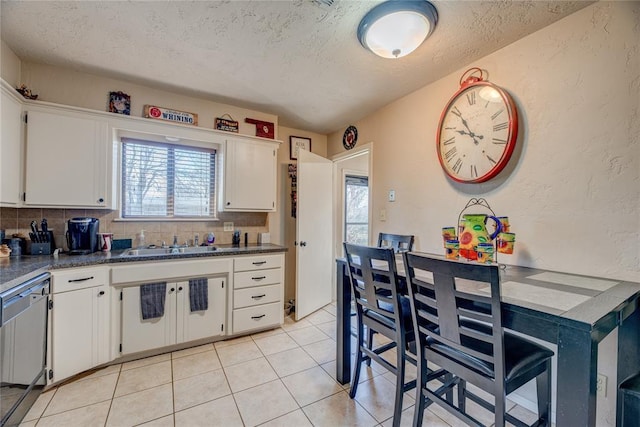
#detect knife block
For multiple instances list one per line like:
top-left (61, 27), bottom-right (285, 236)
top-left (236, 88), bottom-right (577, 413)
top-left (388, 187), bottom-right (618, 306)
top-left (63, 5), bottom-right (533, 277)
top-left (28, 231), bottom-right (55, 255)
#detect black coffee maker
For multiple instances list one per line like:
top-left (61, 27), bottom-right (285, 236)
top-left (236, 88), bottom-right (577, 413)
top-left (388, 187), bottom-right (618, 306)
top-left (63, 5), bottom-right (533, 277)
top-left (66, 218), bottom-right (99, 255)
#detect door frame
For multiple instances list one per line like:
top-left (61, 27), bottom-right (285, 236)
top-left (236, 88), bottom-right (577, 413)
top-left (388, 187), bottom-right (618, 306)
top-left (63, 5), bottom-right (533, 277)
top-left (331, 143), bottom-right (373, 299)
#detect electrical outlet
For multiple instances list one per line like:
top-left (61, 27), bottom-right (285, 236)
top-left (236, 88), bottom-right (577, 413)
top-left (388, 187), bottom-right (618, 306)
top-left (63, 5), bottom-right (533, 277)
top-left (597, 373), bottom-right (607, 397)
top-left (388, 190), bottom-right (396, 202)
top-left (223, 222), bottom-right (234, 232)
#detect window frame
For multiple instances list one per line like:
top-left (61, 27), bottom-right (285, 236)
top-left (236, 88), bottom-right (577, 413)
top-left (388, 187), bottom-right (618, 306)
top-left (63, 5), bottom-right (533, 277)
top-left (119, 137), bottom-right (218, 220)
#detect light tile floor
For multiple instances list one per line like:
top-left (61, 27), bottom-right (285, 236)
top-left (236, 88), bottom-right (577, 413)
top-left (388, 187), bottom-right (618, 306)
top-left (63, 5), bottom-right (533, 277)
top-left (20, 302), bottom-right (540, 427)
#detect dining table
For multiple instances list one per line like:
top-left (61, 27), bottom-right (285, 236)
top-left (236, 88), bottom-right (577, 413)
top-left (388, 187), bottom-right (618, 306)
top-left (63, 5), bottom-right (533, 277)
top-left (335, 253), bottom-right (640, 427)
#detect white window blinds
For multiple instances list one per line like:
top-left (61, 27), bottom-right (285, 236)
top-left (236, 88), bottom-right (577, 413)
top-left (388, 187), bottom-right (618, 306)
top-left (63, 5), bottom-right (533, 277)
top-left (121, 138), bottom-right (216, 218)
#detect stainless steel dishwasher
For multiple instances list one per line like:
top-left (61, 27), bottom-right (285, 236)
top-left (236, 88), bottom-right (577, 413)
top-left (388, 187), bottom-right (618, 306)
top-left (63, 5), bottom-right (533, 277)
top-left (0, 272), bottom-right (50, 427)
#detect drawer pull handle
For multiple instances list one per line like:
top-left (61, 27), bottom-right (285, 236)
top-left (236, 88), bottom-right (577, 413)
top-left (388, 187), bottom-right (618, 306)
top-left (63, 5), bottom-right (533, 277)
top-left (251, 314), bottom-right (266, 320)
top-left (252, 261), bottom-right (267, 265)
top-left (68, 276), bottom-right (94, 283)
top-left (251, 294), bottom-right (266, 299)
top-left (252, 276), bottom-right (266, 281)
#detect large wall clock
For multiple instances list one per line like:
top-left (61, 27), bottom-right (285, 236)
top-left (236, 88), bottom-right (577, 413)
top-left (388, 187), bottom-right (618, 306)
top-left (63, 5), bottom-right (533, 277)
top-left (436, 68), bottom-right (518, 183)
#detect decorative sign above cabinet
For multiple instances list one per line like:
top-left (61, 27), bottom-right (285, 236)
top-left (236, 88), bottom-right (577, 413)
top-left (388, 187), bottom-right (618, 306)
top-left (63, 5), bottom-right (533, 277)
top-left (215, 114), bottom-right (239, 133)
top-left (144, 105), bottom-right (198, 126)
top-left (245, 118), bottom-right (275, 139)
top-left (436, 68), bottom-right (518, 183)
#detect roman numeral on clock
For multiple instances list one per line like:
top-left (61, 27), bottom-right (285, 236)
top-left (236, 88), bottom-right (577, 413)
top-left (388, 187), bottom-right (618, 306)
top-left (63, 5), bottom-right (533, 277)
top-left (491, 109), bottom-right (504, 120)
top-left (493, 122), bottom-right (508, 132)
top-left (450, 106), bottom-right (462, 117)
top-left (443, 136), bottom-right (455, 145)
top-left (471, 164), bottom-right (478, 178)
top-left (452, 158), bottom-right (463, 174)
top-left (444, 146), bottom-right (457, 160)
top-left (486, 154), bottom-right (497, 164)
top-left (492, 138), bottom-right (507, 144)
top-left (466, 92), bottom-right (476, 105)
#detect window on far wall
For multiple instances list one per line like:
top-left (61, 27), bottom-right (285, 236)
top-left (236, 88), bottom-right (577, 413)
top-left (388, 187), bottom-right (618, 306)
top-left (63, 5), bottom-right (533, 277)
top-left (344, 175), bottom-right (369, 245)
top-left (121, 138), bottom-right (216, 218)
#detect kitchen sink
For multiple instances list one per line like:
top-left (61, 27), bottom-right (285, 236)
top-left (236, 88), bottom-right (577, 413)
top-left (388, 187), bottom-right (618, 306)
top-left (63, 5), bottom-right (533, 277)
top-left (120, 246), bottom-right (219, 257)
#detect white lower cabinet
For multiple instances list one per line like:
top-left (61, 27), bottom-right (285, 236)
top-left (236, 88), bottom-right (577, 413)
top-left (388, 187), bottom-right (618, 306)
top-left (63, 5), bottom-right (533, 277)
top-left (50, 267), bottom-right (110, 383)
top-left (232, 254), bottom-right (284, 333)
top-left (120, 277), bottom-right (225, 355)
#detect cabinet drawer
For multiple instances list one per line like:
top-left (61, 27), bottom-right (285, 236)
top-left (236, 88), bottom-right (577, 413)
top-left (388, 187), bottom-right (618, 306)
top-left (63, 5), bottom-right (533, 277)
top-left (234, 254), bottom-right (283, 272)
top-left (234, 284), bottom-right (280, 309)
top-left (233, 302), bottom-right (282, 333)
top-left (234, 269), bottom-right (281, 289)
top-left (52, 267), bottom-right (108, 293)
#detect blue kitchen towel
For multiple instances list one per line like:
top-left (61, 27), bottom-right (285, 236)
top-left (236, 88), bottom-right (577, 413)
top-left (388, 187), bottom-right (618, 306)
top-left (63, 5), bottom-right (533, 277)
top-left (189, 278), bottom-right (209, 312)
top-left (140, 282), bottom-right (167, 320)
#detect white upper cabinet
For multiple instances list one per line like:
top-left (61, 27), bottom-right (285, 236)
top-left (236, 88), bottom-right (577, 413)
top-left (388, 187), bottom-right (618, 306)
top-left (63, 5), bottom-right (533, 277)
top-left (221, 138), bottom-right (278, 212)
top-left (0, 86), bottom-right (23, 206)
top-left (24, 106), bottom-right (112, 208)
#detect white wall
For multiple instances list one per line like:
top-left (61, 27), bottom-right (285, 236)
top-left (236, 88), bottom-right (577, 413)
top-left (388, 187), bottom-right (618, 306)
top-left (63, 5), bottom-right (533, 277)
top-left (327, 2), bottom-right (638, 424)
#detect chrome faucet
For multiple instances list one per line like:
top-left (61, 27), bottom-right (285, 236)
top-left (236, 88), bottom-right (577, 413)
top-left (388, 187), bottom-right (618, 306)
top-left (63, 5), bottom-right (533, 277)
top-left (194, 234), bottom-right (199, 247)
top-left (172, 235), bottom-right (178, 247)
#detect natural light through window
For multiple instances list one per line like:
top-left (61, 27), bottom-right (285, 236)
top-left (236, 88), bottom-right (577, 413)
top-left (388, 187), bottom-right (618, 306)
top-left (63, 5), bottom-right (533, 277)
top-left (344, 175), bottom-right (369, 245)
top-left (121, 138), bottom-right (216, 218)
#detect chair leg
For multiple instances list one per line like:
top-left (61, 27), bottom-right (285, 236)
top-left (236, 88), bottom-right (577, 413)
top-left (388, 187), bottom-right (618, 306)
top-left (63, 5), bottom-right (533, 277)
top-left (366, 327), bottom-right (374, 366)
top-left (495, 390), bottom-right (506, 427)
top-left (412, 355), bottom-right (427, 427)
top-left (349, 317), bottom-right (365, 398)
top-left (536, 360), bottom-right (552, 426)
top-left (457, 378), bottom-right (466, 413)
top-left (392, 344), bottom-right (405, 427)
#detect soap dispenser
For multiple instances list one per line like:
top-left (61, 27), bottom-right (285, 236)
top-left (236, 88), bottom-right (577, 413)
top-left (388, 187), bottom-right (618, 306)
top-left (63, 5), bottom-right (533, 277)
top-left (138, 230), bottom-right (145, 248)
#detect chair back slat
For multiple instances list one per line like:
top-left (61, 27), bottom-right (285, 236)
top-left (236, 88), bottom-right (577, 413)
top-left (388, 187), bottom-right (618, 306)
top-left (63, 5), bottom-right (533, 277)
top-left (403, 252), bottom-right (505, 381)
top-left (378, 233), bottom-right (415, 253)
top-left (344, 243), bottom-right (405, 327)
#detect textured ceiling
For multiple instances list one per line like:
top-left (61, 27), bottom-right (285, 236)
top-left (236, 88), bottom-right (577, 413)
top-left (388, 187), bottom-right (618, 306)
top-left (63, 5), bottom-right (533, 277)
top-left (0, 0), bottom-right (593, 134)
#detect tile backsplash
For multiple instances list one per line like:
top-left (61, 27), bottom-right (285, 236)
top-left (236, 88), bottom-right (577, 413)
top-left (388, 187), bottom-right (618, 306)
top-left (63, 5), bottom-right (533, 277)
top-left (0, 207), bottom-right (268, 251)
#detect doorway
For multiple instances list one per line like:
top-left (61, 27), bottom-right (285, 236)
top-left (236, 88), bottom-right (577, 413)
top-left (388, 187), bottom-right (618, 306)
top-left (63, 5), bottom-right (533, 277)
top-left (344, 175), bottom-right (369, 245)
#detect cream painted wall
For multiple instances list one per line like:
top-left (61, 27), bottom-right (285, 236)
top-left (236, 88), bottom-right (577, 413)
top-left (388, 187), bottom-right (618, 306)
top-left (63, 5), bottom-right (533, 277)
top-left (18, 62), bottom-right (277, 135)
top-left (275, 126), bottom-right (328, 304)
top-left (0, 40), bottom-right (21, 87)
top-left (328, 1), bottom-right (639, 282)
top-left (327, 2), bottom-right (639, 424)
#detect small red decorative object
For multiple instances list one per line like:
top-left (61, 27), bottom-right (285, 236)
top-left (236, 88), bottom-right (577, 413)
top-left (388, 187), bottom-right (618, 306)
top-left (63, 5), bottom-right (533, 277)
top-left (245, 118), bottom-right (275, 139)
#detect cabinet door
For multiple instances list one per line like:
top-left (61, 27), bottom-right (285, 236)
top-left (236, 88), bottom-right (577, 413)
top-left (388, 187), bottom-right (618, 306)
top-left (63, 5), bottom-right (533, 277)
top-left (176, 277), bottom-right (226, 343)
top-left (121, 284), bottom-right (177, 355)
top-left (24, 109), bottom-right (109, 207)
top-left (0, 89), bottom-right (23, 205)
top-left (51, 286), bottom-right (104, 382)
top-left (222, 138), bottom-right (277, 211)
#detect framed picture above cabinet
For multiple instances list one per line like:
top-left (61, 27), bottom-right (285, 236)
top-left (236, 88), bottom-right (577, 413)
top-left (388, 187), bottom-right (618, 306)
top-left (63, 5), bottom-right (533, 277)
top-left (289, 136), bottom-right (311, 160)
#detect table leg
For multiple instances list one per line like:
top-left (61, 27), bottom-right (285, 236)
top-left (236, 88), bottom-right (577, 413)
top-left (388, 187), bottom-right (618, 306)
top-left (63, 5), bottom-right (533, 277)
top-left (336, 260), bottom-right (351, 384)
top-left (556, 326), bottom-right (598, 427)
top-left (616, 302), bottom-right (640, 427)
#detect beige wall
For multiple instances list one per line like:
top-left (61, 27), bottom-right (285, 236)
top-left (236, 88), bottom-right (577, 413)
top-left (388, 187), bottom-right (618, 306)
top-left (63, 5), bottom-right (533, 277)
top-left (1, 39), bottom-right (21, 87)
top-left (327, 2), bottom-right (639, 423)
top-left (328, 1), bottom-right (639, 283)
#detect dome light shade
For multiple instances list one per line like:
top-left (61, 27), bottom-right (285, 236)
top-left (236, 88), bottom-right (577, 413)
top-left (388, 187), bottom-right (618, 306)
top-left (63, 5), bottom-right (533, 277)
top-left (358, 1), bottom-right (438, 59)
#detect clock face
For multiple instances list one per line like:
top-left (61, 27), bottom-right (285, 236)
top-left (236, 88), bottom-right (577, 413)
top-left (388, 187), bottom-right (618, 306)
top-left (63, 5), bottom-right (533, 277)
top-left (437, 82), bottom-right (518, 183)
top-left (343, 125), bottom-right (358, 150)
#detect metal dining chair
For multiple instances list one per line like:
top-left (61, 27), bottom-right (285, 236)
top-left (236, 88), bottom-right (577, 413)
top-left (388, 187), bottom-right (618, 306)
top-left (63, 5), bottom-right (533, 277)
top-left (403, 253), bottom-right (554, 427)
top-left (344, 243), bottom-right (447, 427)
top-left (377, 233), bottom-right (415, 253)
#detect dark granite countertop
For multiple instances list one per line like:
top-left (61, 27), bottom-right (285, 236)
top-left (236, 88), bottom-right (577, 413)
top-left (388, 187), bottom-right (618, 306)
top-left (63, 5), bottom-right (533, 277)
top-left (0, 244), bottom-right (287, 294)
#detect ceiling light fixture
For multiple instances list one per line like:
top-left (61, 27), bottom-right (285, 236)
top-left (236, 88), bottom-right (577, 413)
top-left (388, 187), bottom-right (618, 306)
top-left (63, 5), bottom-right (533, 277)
top-left (357, 0), bottom-right (438, 59)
